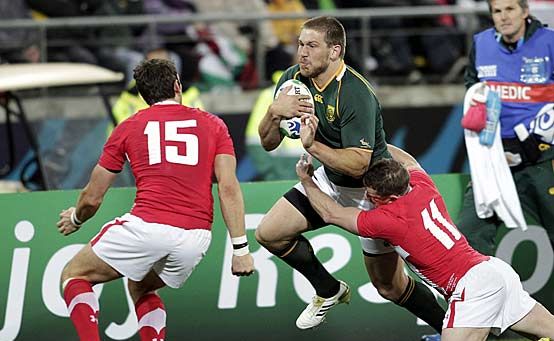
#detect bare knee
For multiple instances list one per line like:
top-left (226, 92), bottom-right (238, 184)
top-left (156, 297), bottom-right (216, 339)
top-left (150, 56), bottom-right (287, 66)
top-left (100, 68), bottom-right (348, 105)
top-left (128, 284), bottom-right (152, 304)
top-left (60, 261), bottom-right (85, 288)
top-left (255, 222), bottom-right (292, 252)
top-left (364, 253), bottom-right (409, 302)
top-left (254, 225), bottom-right (267, 245)
top-left (60, 265), bottom-right (72, 287)
top-left (374, 281), bottom-right (404, 302)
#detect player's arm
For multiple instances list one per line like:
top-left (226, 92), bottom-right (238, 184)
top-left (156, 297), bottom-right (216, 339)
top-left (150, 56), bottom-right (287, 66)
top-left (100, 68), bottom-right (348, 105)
top-left (387, 144), bottom-right (424, 172)
top-left (57, 165), bottom-right (117, 236)
top-left (301, 114), bottom-right (372, 178)
top-left (214, 153), bottom-right (255, 277)
top-left (258, 85), bottom-right (313, 151)
top-left (296, 155), bottom-right (361, 235)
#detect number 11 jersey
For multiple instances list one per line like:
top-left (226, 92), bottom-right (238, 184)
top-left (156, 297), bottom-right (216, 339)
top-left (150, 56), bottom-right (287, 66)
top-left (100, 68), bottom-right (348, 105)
top-left (99, 103), bottom-right (235, 230)
top-left (356, 170), bottom-right (489, 297)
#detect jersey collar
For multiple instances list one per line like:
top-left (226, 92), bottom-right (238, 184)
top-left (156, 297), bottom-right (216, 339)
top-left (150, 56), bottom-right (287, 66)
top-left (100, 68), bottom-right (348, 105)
top-left (153, 99), bottom-right (180, 105)
top-left (311, 60), bottom-right (346, 92)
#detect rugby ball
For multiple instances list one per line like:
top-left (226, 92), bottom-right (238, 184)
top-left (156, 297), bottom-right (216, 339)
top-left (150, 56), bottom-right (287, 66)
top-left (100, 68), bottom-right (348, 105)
top-left (275, 79), bottom-right (314, 139)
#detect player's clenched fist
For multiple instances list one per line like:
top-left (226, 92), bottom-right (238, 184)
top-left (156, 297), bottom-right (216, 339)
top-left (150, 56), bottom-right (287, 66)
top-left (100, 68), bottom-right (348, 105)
top-left (57, 207), bottom-right (81, 236)
top-left (231, 254), bottom-right (255, 276)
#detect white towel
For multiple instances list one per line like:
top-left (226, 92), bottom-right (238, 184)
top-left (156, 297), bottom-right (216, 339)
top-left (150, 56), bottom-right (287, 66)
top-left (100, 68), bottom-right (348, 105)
top-left (463, 83), bottom-right (527, 230)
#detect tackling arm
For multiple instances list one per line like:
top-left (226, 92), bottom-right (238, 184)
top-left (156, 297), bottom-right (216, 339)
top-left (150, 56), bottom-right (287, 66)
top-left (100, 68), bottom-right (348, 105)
top-left (296, 154), bottom-right (361, 234)
top-left (301, 176), bottom-right (361, 235)
top-left (387, 144), bottom-right (424, 172)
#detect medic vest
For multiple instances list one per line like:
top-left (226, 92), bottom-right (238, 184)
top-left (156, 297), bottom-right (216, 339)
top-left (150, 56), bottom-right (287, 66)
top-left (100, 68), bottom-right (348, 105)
top-left (473, 27), bottom-right (554, 140)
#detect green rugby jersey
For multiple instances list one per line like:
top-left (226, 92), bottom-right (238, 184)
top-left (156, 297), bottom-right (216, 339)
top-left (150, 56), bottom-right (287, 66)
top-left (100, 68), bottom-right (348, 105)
top-left (276, 62), bottom-right (390, 187)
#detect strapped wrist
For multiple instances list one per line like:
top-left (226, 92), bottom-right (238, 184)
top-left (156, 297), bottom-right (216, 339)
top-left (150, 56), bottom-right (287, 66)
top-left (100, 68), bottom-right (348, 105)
top-left (70, 210), bottom-right (83, 227)
top-left (231, 235), bottom-right (249, 256)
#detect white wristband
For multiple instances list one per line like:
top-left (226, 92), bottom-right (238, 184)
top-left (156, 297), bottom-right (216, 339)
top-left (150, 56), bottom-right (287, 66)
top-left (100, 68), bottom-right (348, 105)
top-left (70, 210), bottom-right (83, 227)
top-left (231, 235), bottom-right (247, 244)
top-left (233, 245), bottom-right (250, 256)
top-left (231, 235), bottom-right (249, 256)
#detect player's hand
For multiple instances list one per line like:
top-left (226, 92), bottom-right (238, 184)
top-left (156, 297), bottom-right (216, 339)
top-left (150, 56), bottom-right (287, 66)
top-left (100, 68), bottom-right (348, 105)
top-left (231, 254), bottom-right (255, 277)
top-left (57, 207), bottom-right (80, 236)
top-left (296, 153), bottom-right (314, 181)
top-left (300, 113), bottom-right (318, 150)
top-left (271, 85), bottom-right (313, 119)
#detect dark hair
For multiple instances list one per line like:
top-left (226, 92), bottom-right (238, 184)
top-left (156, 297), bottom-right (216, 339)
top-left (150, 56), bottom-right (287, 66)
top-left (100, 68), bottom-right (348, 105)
top-left (133, 59), bottom-right (179, 105)
top-left (362, 159), bottom-right (410, 197)
top-left (486, 0), bottom-right (528, 12)
top-left (302, 16), bottom-right (346, 58)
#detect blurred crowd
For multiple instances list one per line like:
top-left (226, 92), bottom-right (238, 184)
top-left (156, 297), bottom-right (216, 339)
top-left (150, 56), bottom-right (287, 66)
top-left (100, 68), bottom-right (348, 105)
top-left (0, 0), bottom-right (519, 89)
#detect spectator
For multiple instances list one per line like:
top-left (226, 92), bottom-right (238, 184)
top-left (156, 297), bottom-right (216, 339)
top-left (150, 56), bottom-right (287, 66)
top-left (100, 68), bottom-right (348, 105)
top-left (0, 0), bottom-right (41, 64)
top-left (27, 0), bottom-right (99, 65)
top-left (267, 0), bottom-right (306, 53)
top-left (193, 0), bottom-right (284, 87)
top-left (335, 0), bottom-right (463, 81)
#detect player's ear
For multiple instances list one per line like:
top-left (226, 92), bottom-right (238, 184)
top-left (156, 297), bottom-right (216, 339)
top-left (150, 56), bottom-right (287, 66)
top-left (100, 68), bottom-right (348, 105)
top-left (387, 195), bottom-right (400, 203)
top-left (330, 44), bottom-right (341, 61)
top-left (174, 78), bottom-right (181, 93)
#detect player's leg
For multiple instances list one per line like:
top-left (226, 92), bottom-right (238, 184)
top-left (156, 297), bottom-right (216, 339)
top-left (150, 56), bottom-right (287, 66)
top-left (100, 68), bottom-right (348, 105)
top-left (509, 303), bottom-right (554, 339)
top-left (128, 270), bottom-right (167, 341)
top-left (441, 327), bottom-right (490, 341)
top-left (129, 226), bottom-right (211, 340)
top-left (61, 243), bottom-right (122, 341)
top-left (256, 192), bottom-right (342, 299)
top-left (456, 183), bottom-right (501, 255)
top-left (362, 245), bottom-right (445, 333)
top-left (256, 190), bottom-right (348, 329)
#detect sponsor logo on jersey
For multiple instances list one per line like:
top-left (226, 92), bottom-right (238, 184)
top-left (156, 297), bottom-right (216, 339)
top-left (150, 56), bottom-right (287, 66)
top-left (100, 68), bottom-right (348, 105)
top-left (477, 64), bottom-right (497, 78)
top-left (326, 105), bottom-right (336, 122)
top-left (314, 94), bottom-right (324, 103)
top-left (359, 138), bottom-right (371, 149)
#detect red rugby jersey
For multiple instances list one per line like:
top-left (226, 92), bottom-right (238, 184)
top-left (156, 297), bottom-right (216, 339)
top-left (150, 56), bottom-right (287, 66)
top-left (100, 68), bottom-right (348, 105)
top-left (357, 170), bottom-right (489, 296)
top-left (99, 103), bottom-right (235, 230)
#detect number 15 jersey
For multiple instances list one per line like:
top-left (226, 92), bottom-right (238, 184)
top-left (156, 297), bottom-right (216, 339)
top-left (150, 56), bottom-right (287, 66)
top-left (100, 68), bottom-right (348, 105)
top-left (99, 103), bottom-right (235, 230)
top-left (357, 170), bottom-right (489, 297)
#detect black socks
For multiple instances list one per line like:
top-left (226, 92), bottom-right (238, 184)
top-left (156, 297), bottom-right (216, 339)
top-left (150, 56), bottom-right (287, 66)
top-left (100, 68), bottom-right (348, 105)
top-left (277, 235), bottom-right (339, 298)
top-left (396, 277), bottom-right (446, 333)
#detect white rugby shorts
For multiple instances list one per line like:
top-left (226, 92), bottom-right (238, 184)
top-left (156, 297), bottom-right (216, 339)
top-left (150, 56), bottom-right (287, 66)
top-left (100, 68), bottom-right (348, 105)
top-left (443, 256), bottom-right (536, 335)
top-left (90, 213), bottom-right (211, 288)
top-left (294, 166), bottom-right (394, 255)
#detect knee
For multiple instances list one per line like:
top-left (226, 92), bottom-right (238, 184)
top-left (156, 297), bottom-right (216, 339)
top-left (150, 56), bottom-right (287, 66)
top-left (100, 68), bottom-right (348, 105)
top-left (128, 286), bottom-right (146, 304)
top-left (60, 262), bottom-right (78, 287)
top-left (127, 283), bottom-right (158, 305)
top-left (374, 282), bottom-right (401, 301)
top-left (255, 223), bottom-right (294, 253)
top-left (60, 266), bottom-right (71, 287)
top-left (255, 223), bottom-right (275, 247)
top-left (60, 263), bottom-right (86, 289)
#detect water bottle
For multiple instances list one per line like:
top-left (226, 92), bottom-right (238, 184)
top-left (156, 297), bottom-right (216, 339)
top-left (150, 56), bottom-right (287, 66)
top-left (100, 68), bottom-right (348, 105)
top-left (479, 89), bottom-right (501, 146)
